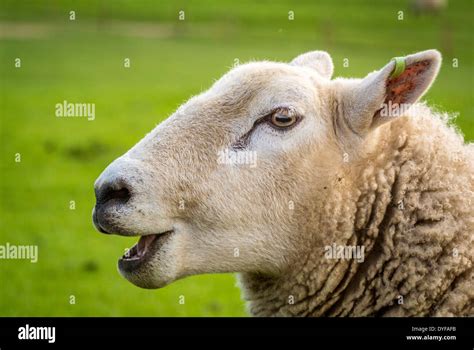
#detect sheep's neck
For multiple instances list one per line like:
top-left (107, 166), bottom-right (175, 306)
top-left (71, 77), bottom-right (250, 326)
top-left (238, 183), bottom-right (386, 316)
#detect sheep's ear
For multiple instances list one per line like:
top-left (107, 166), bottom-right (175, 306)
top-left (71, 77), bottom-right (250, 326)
top-left (345, 49), bottom-right (441, 135)
top-left (291, 51), bottom-right (334, 79)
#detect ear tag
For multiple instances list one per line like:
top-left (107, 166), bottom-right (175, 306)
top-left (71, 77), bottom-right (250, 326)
top-left (390, 57), bottom-right (406, 79)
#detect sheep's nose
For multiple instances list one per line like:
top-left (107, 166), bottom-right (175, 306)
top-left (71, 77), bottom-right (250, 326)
top-left (95, 178), bottom-right (132, 207)
top-left (93, 178), bottom-right (132, 234)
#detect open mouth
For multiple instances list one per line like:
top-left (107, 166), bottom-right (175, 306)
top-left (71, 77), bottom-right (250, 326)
top-left (118, 231), bottom-right (173, 273)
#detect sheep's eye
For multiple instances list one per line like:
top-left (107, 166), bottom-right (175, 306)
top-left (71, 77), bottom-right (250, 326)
top-left (269, 109), bottom-right (298, 129)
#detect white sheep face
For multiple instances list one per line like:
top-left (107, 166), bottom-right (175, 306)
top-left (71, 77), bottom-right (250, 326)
top-left (93, 50), bottom-right (441, 289)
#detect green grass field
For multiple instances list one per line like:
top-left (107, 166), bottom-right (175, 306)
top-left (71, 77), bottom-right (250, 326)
top-left (0, 0), bottom-right (472, 316)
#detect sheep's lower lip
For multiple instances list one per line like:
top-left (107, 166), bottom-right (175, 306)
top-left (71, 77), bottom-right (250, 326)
top-left (118, 231), bottom-right (173, 273)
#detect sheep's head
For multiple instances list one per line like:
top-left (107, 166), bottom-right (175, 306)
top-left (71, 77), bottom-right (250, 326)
top-left (93, 50), bottom-right (441, 288)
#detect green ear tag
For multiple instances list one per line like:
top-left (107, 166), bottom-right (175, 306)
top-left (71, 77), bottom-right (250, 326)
top-left (390, 57), bottom-right (406, 79)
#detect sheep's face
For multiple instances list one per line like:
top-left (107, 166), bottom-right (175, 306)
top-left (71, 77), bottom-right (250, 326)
top-left (93, 50), bottom-right (441, 288)
top-left (92, 52), bottom-right (337, 288)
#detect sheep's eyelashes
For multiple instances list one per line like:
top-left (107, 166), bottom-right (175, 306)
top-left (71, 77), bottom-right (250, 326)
top-left (267, 108), bottom-right (300, 130)
top-left (271, 113), bottom-right (296, 128)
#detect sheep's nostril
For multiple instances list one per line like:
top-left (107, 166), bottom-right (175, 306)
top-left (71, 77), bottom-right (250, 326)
top-left (95, 180), bottom-right (132, 206)
top-left (102, 187), bottom-right (131, 204)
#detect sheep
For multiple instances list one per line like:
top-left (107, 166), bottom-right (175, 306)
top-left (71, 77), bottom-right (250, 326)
top-left (411, 0), bottom-right (447, 15)
top-left (93, 49), bottom-right (473, 316)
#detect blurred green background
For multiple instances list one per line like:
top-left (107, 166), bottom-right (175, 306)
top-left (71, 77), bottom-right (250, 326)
top-left (0, 0), bottom-right (472, 316)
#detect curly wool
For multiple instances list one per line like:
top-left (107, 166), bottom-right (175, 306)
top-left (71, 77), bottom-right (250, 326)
top-left (239, 105), bottom-right (474, 316)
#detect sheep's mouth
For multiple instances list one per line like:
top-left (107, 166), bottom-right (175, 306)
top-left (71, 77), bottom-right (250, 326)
top-left (118, 231), bottom-right (173, 272)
